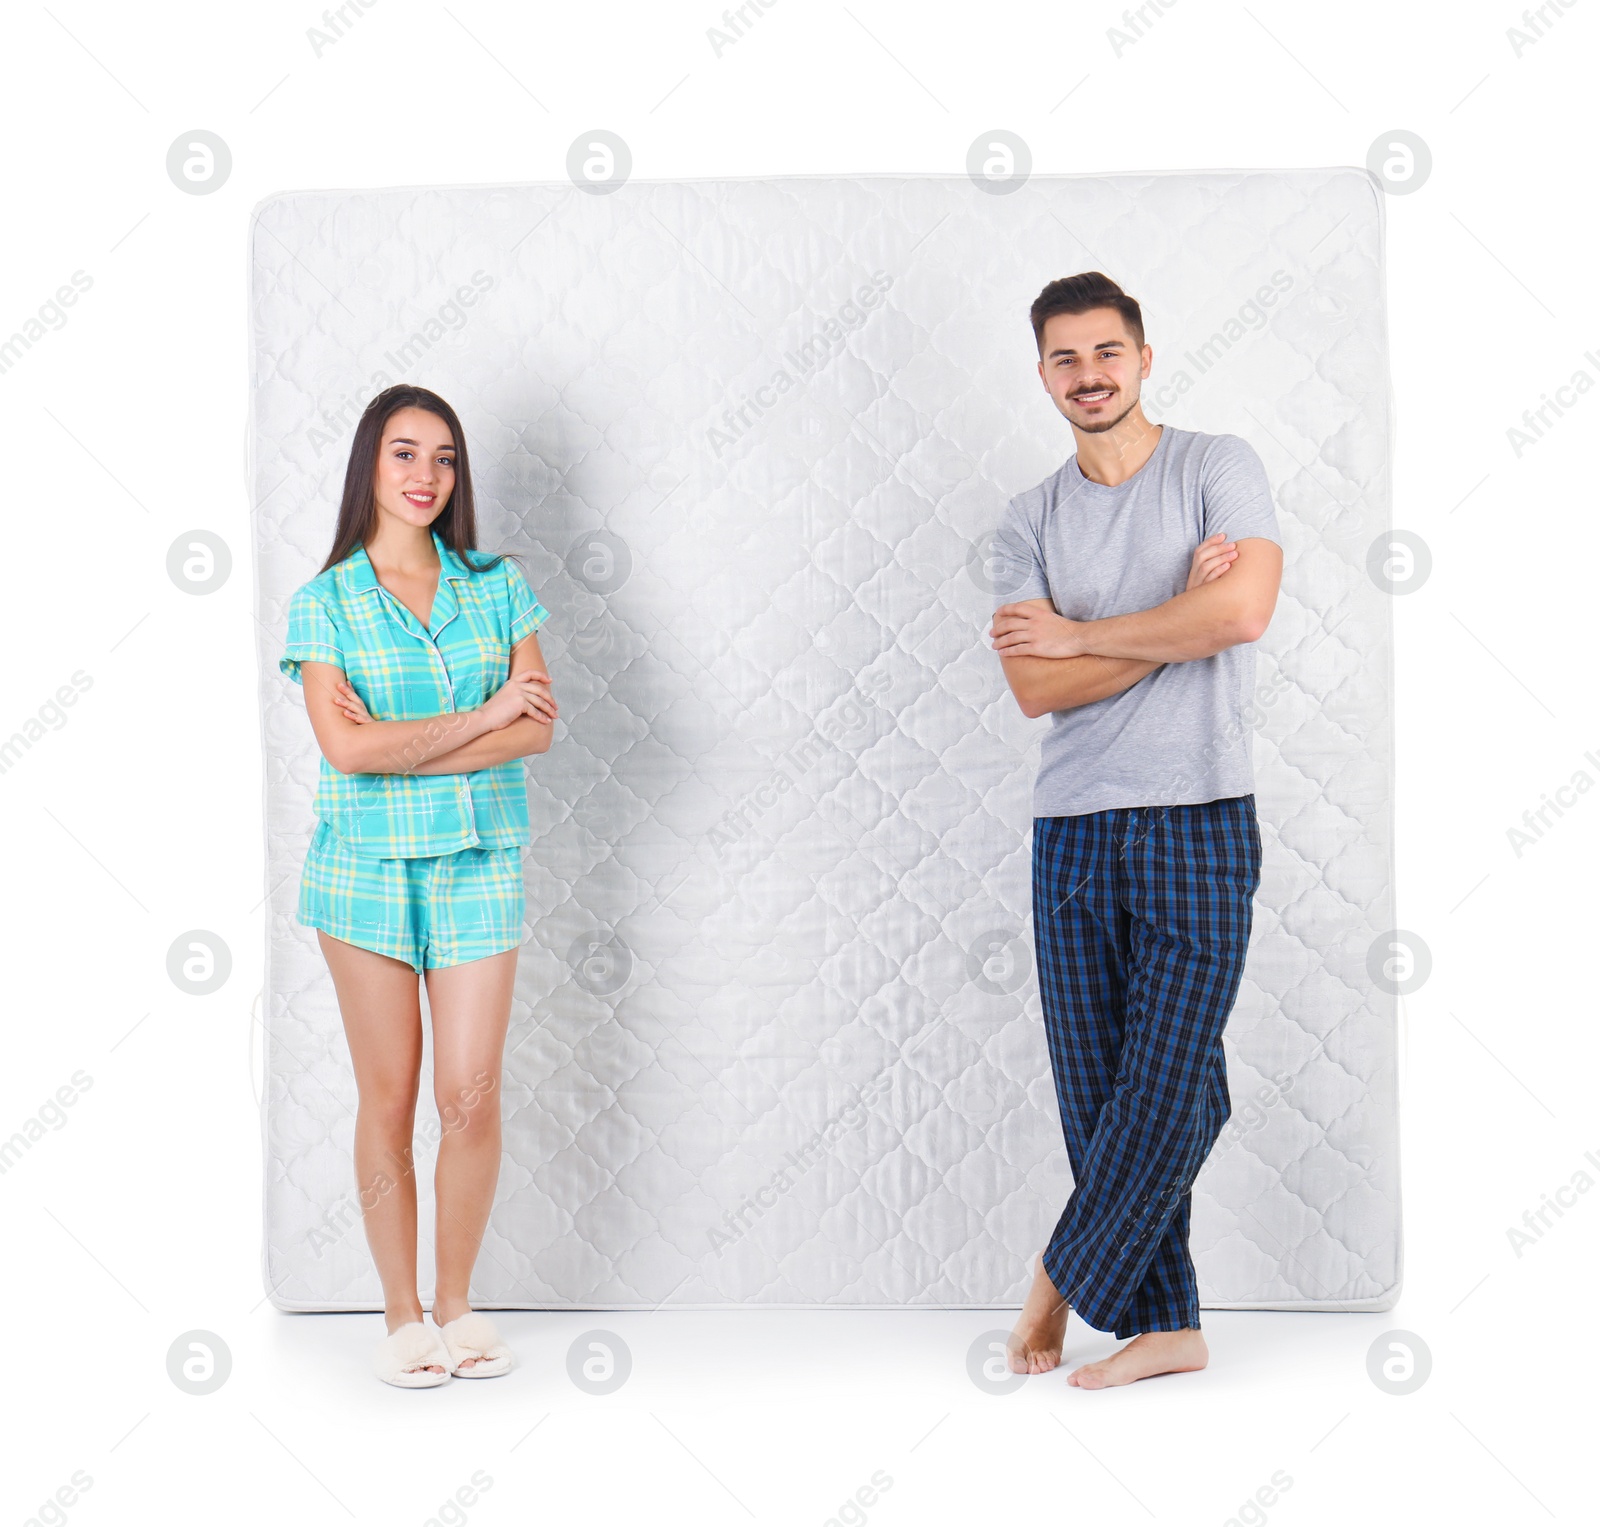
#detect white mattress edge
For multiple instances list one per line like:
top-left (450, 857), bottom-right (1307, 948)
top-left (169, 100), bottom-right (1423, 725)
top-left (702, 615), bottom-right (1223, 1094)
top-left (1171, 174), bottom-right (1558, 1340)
top-left (245, 202), bottom-right (285, 1316)
top-left (246, 165), bottom-right (1375, 223)
top-left (1366, 163), bottom-right (1407, 1315)
top-left (264, 1291), bottom-right (1405, 1315)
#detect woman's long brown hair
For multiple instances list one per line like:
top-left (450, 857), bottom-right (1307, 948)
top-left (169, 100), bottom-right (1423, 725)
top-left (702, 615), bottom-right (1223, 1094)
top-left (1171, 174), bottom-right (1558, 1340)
top-left (317, 384), bottom-right (505, 576)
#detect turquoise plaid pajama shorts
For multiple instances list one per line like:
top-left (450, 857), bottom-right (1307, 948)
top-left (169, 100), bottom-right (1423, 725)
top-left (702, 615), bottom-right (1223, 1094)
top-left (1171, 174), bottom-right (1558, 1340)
top-left (296, 819), bottom-right (525, 971)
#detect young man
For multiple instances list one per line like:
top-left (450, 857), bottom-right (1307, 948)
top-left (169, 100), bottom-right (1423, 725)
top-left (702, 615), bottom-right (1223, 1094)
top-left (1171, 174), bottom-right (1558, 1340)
top-left (989, 271), bottom-right (1283, 1388)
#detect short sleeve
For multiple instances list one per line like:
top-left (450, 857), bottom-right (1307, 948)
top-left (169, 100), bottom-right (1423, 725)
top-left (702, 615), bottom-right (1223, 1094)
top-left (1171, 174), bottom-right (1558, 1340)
top-left (990, 495), bottom-right (1052, 607)
top-left (504, 558), bottom-right (551, 646)
top-left (279, 587), bottom-right (345, 686)
top-left (1200, 435), bottom-right (1280, 546)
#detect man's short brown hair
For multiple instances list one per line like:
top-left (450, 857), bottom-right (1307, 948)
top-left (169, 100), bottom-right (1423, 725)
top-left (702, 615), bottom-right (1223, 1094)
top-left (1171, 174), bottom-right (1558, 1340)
top-left (1029, 272), bottom-right (1145, 354)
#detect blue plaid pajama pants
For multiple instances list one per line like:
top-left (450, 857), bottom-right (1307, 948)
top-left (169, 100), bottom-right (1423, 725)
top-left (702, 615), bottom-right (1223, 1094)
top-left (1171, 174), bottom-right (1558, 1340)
top-left (1033, 794), bottom-right (1261, 1338)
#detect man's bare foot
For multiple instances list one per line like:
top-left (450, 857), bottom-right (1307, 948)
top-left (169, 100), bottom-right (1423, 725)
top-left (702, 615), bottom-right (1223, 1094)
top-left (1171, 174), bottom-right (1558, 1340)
top-left (1007, 1253), bottom-right (1070, 1374)
top-left (1067, 1328), bottom-right (1208, 1388)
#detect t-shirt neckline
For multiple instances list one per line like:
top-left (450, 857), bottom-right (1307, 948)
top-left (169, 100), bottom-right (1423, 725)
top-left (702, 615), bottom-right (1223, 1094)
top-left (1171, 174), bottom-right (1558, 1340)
top-left (1068, 422), bottom-right (1171, 495)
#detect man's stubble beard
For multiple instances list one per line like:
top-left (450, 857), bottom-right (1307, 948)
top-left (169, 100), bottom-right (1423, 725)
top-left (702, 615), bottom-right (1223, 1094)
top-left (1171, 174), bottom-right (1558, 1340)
top-left (1065, 388), bottom-right (1141, 436)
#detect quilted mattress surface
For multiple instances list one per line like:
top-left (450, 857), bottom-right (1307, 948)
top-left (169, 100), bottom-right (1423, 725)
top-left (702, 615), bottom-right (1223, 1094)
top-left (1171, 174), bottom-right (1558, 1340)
top-left (248, 169), bottom-right (1399, 1311)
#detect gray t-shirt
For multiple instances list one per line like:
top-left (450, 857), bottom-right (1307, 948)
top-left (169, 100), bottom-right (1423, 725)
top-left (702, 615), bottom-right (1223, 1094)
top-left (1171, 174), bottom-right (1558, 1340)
top-left (991, 425), bottom-right (1281, 818)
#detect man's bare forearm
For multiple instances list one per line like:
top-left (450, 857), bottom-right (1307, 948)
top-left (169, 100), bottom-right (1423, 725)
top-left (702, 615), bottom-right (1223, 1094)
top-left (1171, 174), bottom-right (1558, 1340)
top-left (405, 715), bottom-right (552, 773)
top-left (1070, 585), bottom-right (1264, 664)
top-left (1064, 542), bottom-right (1281, 662)
top-left (1006, 652), bottom-right (1160, 719)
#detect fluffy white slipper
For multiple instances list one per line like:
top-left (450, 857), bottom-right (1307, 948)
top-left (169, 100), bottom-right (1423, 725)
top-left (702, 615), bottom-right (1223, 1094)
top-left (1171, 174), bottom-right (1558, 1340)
top-left (436, 1311), bottom-right (513, 1378)
top-left (373, 1320), bottom-right (452, 1388)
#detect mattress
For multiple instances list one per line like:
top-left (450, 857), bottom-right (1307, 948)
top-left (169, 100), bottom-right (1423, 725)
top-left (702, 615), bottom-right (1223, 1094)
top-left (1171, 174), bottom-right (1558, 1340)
top-left (248, 169), bottom-right (1400, 1312)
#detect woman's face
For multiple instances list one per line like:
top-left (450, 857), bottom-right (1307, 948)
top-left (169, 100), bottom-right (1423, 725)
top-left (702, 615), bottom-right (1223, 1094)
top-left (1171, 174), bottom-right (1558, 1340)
top-left (372, 406), bottom-right (456, 532)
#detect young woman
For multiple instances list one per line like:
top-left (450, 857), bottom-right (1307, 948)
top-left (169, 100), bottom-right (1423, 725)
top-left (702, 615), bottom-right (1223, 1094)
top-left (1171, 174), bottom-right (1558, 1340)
top-left (279, 384), bottom-right (557, 1388)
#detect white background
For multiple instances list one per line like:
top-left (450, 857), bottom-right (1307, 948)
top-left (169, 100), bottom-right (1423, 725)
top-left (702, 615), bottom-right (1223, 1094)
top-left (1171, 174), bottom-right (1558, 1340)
top-left (1, 3), bottom-right (1592, 1524)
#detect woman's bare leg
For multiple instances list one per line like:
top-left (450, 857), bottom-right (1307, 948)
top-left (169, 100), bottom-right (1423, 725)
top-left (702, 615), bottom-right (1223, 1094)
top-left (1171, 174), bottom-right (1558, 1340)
top-left (423, 946), bottom-right (517, 1367)
top-left (315, 930), bottom-right (440, 1372)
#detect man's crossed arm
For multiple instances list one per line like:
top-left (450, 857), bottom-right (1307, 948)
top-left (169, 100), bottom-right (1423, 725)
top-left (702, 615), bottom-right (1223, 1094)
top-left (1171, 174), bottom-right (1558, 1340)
top-left (990, 534), bottom-right (1282, 721)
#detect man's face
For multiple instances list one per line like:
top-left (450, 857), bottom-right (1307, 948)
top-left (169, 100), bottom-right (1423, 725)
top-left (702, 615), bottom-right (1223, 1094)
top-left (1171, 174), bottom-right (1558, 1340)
top-left (1036, 308), bottom-right (1152, 434)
